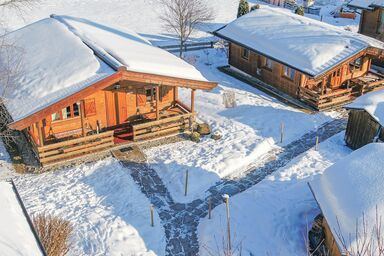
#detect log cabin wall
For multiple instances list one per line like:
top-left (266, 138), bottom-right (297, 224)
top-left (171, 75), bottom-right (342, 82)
top-left (229, 43), bottom-right (303, 98)
top-left (360, 8), bottom-right (383, 40)
top-left (28, 82), bottom-right (176, 144)
top-left (345, 109), bottom-right (384, 149)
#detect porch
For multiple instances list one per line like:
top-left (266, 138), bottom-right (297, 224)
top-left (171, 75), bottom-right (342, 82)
top-left (32, 102), bottom-right (195, 166)
top-left (299, 71), bottom-right (384, 110)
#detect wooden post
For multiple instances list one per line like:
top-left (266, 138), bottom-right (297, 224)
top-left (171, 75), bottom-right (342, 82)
top-left (208, 198), bottom-right (212, 219)
top-left (321, 77), bottom-right (326, 95)
top-left (174, 87), bottom-right (179, 102)
top-left (223, 194), bottom-right (231, 252)
top-left (184, 169), bottom-right (189, 196)
top-left (191, 89), bottom-right (195, 113)
top-left (80, 101), bottom-right (86, 137)
top-left (280, 122), bottom-right (284, 144)
top-left (36, 121), bottom-right (44, 147)
top-left (156, 85), bottom-right (160, 121)
top-left (315, 136), bottom-right (319, 151)
top-left (150, 205), bottom-right (154, 227)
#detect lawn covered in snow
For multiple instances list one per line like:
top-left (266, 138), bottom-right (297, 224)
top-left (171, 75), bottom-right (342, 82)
top-left (144, 48), bottom-right (340, 203)
top-left (198, 132), bottom-right (352, 256)
top-left (14, 158), bottom-right (166, 256)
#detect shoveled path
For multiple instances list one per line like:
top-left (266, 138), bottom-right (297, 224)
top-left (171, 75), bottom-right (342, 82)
top-left (117, 117), bottom-right (347, 256)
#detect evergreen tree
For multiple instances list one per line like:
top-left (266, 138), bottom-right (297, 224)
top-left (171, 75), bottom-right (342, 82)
top-left (237, 0), bottom-right (249, 18)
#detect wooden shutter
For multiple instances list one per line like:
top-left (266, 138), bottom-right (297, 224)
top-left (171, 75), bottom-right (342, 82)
top-left (136, 89), bottom-right (146, 107)
top-left (84, 98), bottom-right (96, 117)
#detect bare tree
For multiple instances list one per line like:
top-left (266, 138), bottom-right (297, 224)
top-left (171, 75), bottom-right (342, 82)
top-left (159, 0), bottom-right (214, 57)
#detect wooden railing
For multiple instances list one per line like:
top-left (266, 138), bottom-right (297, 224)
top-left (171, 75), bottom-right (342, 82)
top-left (299, 87), bottom-right (353, 110)
top-left (37, 130), bottom-right (114, 166)
top-left (132, 112), bottom-right (195, 141)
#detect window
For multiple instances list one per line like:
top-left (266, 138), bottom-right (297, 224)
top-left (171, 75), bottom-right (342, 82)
top-left (283, 66), bottom-right (295, 80)
top-left (264, 58), bottom-right (273, 69)
top-left (241, 48), bottom-right (249, 60)
top-left (51, 103), bottom-right (80, 122)
top-left (146, 87), bottom-right (157, 103)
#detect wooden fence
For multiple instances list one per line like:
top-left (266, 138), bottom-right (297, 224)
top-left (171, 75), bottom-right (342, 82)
top-left (159, 41), bottom-right (226, 53)
top-left (37, 131), bottom-right (115, 166)
top-left (299, 87), bottom-right (353, 110)
top-left (132, 112), bottom-right (195, 141)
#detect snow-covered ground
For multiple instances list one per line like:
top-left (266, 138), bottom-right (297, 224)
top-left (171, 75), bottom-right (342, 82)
top-left (15, 158), bottom-right (166, 256)
top-left (0, 0), bottom-right (363, 255)
top-left (145, 48), bottom-right (339, 203)
top-left (198, 132), bottom-right (352, 256)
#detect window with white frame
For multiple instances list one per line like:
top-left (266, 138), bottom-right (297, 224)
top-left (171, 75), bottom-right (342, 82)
top-left (283, 66), bottom-right (295, 80)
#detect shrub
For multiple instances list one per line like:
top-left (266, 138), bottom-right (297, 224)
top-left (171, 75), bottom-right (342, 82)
top-left (33, 213), bottom-right (73, 256)
top-left (237, 0), bottom-right (249, 18)
top-left (295, 6), bottom-right (305, 16)
top-left (250, 4), bottom-right (260, 11)
top-left (190, 132), bottom-right (201, 143)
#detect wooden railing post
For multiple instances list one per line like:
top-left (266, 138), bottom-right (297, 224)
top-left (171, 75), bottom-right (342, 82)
top-left (79, 101), bottom-right (86, 137)
top-left (191, 89), bottom-right (195, 113)
top-left (156, 85), bottom-right (160, 121)
top-left (36, 121), bottom-right (44, 147)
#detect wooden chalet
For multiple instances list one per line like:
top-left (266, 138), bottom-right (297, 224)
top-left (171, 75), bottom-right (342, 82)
top-left (2, 16), bottom-right (217, 167)
top-left (344, 90), bottom-right (384, 149)
top-left (348, 0), bottom-right (384, 41)
top-left (309, 143), bottom-right (384, 256)
top-left (214, 6), bottom-right (384, 110)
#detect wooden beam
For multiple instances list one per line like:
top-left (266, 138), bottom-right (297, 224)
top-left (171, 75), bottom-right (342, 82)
top-left (80, 101), bottom-right (86, 137)
top-left (191, 89), bottom-right (196, 113)
top-left (9, 72), bottom-right (123, 131)
top-left (321, 77), bottom-right (326, 95)
top-left (36, 121), bottom-right (44, 147)
top-left (156, 85), bottom-right (160, 121)
top-left (121, 70), bottom-right (217, 91)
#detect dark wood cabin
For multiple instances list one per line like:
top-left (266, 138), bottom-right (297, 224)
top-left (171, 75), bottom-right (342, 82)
top-left (349, 1), bottom-right (384, 41)
top-left (344, 91), bottom-right (384, 149)
top-left (214, 6), bottom-right (384, 110)
top-left (3, 17), bottom-right (217, 167)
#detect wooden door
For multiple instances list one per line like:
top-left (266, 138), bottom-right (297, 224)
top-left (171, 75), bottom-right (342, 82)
top-left (115, 92), bottom-right (128, 124)
top-left (105, 91), bottom-right (117, 127)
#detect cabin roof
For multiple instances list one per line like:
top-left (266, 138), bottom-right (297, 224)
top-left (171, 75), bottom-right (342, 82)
top-left (309, 143), bottom-right (384, 253)
top-left (0, 181), bottom-right (43, 256)
top-left (1, 16), bottom-right (209, 125)
top-left (345, 90), bottom-right (384, 126)
top-left (214, 5), bottom-right (384, 78)
top-left (348, 0), bottom-right (384, 10)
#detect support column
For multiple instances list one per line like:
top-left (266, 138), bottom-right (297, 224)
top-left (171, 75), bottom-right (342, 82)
top-left (79, 101), bottom-right (86, 137)
top-left (156, 85), bottom-right (160, 121)
top-left (191, 89), bottom-right (195, 113)
top-left (36, 121), bottom-right (44, 147)
top-left (321, 77), bottom-right (326, 95)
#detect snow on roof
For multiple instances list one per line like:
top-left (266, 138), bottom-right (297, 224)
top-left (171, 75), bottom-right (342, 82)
top-left (214, 6), bottom-right (384, 77)
top-left (349, 0), bottom-right (384, 9)
top-left (0, 181), bottom-right (43, 256)
top-left (309, 143), bottom-right (384, 253)
top-left (1, 16), bottom-right (208, 123)
top-left (52, 15), bottom-right (207, 82)
top-left (1, 18), bottom-right (114, 122)
top-left (346, 90), bottom-right (384, 126)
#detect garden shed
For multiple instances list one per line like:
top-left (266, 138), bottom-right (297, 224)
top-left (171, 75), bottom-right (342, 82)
top-left (344, 90), bottom-right (384, 149)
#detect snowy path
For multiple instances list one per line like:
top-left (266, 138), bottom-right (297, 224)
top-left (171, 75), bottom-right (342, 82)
top-left (119, 117), bottom-right (347, 255)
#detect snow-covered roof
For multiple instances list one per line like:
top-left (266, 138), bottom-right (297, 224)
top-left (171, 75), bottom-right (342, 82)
top-left (309, 143), bottom-right (384, 253)
top-left (1, 16), bottom-right (208, 123)
top-left (346, 90), bottom-right (384, 126)
top-left (0, 181), bottom-right (43, 256)
top-left (348, 0), bottom-right (384, 10)
top-left (214, 6), bottom-right (384, 77)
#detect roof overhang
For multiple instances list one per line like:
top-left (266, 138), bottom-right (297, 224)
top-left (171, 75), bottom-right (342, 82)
top-left (8, 67), bottom-right (217, 131)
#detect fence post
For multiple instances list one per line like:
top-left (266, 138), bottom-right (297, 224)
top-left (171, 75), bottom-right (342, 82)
top-left (280, 122), bottom-right (285, 144)
top-left (185, 169), bottom-right (189, 196)
top-left (150, 205), bottom-right (154, 227)
top-left (208, 198), bottom-right (212, 219)
top-left (315, 136), bottom-right (319, 151)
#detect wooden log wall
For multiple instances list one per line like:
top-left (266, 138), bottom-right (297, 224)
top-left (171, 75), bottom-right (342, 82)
top-left (345, 109), bottom-right (384, 149)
